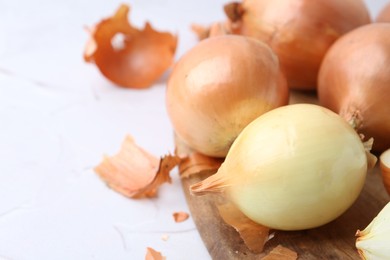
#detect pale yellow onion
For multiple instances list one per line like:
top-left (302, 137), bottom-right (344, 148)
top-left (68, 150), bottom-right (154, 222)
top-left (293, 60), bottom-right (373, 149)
top-left (191, 104), bottom-right (373, 230)
top-left (166, 35), bottom-right (288, 157)
top-left (224, 0), bottom-right (371, 90)
top-left (356, 202), bottom-right (390, 259)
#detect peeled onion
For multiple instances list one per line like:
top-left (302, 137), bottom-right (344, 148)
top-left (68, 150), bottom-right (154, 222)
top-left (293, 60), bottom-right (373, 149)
top-left (356, 202), bottom-right (390, 259)
top-left (318, 23), bottom-right (390, 153)
top-left (191, 104), bottom-right (374, 230)
top-left (224, 0), bottom-right (371, 90)
top-left (377, 2), bottom-right (390, 22)
top-left (166, 35), bottom-right (288, 157)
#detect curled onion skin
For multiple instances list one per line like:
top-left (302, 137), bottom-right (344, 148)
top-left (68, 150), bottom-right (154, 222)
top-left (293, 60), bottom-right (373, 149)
top-left (191, 104), bottom-right (370, 230)
top-left (225, 0), bottom-right (371, 90)
top-left (380, 149), bottom-right (390, 196)
top-left (377, 2), bottom-right (390, 22)
top-left (318, 23), bottom-right (390, 153)
top-left (166, 35), bottom-right (288, 157)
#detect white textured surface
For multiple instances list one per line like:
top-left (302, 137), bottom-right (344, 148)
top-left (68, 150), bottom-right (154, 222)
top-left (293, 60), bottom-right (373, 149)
top-left (0, 0), bottom-right (388, 259)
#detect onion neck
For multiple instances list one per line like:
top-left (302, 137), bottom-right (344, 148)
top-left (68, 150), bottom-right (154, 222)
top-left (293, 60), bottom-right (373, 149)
top-left (190, 171), bottom-right (228, 196)
top-left (342, 109), bottom-right (363, 131)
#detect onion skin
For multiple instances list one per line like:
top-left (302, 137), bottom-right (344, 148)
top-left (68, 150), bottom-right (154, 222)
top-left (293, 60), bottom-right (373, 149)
top-left (225, 0), bottom-right (371, 90)
top-left (318, 23), bottom-right (390, 153)
top-left (166, 35), bottom-right (288, 157)
top-left (191, 104), bottom-right (370, 230)
top-left (380, 149), bottom-right (390, 196)
top-left (377, 2), bottom-right (390, 23)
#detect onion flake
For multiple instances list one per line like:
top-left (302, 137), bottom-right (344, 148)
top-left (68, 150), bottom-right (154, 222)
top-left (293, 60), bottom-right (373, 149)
top-left (217, 202), bottom-right (271, 253)
top-left (94, 135), bottom-right (180, 199)
top-left (84, 4), bottom-right (177, 88)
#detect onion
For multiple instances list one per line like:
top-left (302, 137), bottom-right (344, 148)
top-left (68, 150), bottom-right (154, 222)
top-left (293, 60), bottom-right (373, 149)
top-left (318, 23), bottom-right (390, 153)
top-left (191, 104), bottom-right (375, 230)
top-left (356, 202), bottom-right (390, 259)
top-left (377, 2), bottom-right (390, 22)
top-left (224, 0), bottom-right (371, 90)
top-left (166, 35), bottom-right (288, 157)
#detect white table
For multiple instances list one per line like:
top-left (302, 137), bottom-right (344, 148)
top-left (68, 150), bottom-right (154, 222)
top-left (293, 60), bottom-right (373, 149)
top-left (0, 0), bottom-right (387, 259)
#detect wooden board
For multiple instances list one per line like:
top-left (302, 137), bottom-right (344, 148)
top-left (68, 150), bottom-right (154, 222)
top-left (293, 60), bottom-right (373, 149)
top-left (180, 91), bottom-right (390, 259)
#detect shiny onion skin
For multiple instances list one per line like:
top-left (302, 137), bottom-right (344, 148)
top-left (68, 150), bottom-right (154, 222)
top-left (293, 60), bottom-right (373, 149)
top-left (318, 23), bottom-right (390, 153)
top-left (377, 2), bottom-right (390, 22)
top-left (225, 0), bottom-right (371, 90)
top-left (166, 35), bottom-right (288, 157)
top-left (191, 104), bottom-right (369, 230)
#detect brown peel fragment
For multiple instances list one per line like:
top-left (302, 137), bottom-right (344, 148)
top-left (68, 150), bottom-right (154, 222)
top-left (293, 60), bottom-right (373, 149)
top-left (179, 152), bottom-right (223, 179)
top-left (94, 135), bottom-right (180, 199)
top-left (261, 245), bottom-right (298, 260)
top-left (84, 4), bottom-right (177, 88)
top-left (161, 234), bottom-right (169, 241)
top-left (174, 134), bottom-right (223, 178)
top-left (191, 24), bottom-right (211, 41)
top-left (217, 202), bottom-right (271, 253)
top-left (191, 21), bottom-right (233, 40)
top-left (224, 2), bottom-right (245, 23)
top-left (173, 211), bottom-right (190, 223)
top-left (145, 247), bottom-right (166, 260)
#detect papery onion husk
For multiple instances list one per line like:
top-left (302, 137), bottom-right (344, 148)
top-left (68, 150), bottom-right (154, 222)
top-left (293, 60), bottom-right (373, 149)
top-left (262, 245), bottom-right (298, 260)
top-left (145, 247), bottom-right (166, 260)
top-left (377, 2), bottom-right (390, 23)
top-left (356, 202), bottom-right (390, 259)
top-left (191, 104), bottom-right (374, 230)
top-left (217, 201), bottom-right (271, 253)
top-left (166, 35), bottom-right (288, 158)
top-left (224, 0), bottom-right (371, 90)
top-left (94, 135), bottom-right (180, 198)
top-left (318, 23), bottom-right (390, 153)
top-left (191, 21), bottom-right (233, 40)
top-left (84, 4), bottom-right (177, 88)
top-left (380, 148), bottom-right (390, 196)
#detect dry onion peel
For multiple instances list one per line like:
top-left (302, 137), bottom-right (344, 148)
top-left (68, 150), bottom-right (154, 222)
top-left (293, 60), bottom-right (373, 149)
top-left (356, 202), bottom-right (390, 259)
top-left (262, 245), bottom-right (298, 260)
top-left (173, 211), bottom-right (190, 223)
top-left (222, 0), bottom-right (371, 90)
top-left (380, 149), bottom-right (390, 196)
top-left (377, 2), bottom-right (390, 23)
top-left (217, 201), bottom-right (271, 253)
top-left (178, 152), bottom-right (223, 179)
top-left (318, 23), bottom-right (390, 153)
top-left (94, 135), bottom-right (180, 199)
top-left (84, 4), bottom-right (177, 88)
top-left (191, 21), bottom-right (232, 40)
top-left (174, 134), bottom-right (223, 178)
top-left (191, 104), bottom-right (375, 230)
top-left (191, 24), bottom-right (210, 41)
top-left (364, 138), bottom-right (377, 170)
top-left (167, 35), bottom-right (289, 157)
top-left (161, 235), bottom-right (169, 241)
top-left (145, 247), bottom-right (166, 260)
